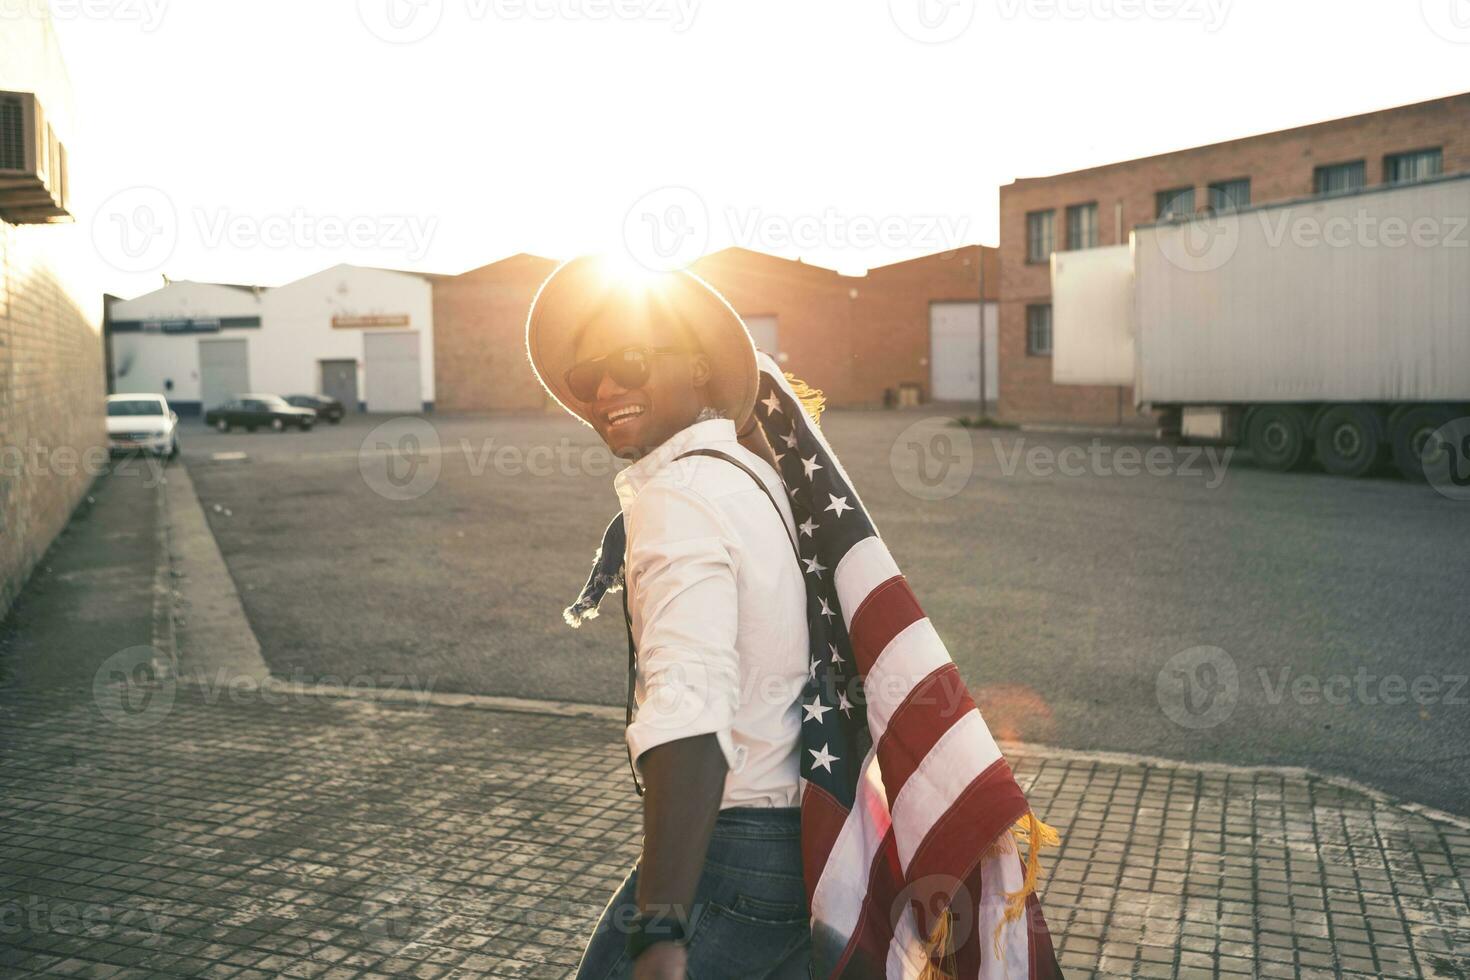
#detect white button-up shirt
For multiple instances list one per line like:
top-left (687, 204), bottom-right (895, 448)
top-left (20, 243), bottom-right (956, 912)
top-left (615, 417), bottom-right (808, 810)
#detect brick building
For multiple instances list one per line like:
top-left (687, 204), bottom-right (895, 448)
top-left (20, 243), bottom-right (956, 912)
top-left (430, 253), bottom-right (560, 413)
top-left (1, 13), bottom-right (106, 618)
top-left (998, 91), bottom-right (1470, 426)
top-left (431, 245), bottom-right (998, 413)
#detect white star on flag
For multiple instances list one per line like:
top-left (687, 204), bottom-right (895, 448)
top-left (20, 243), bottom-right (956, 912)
top-left (808, 657), bottom-right (819, 680)
top-left (809, 743), bottom-right (839, 772)
top-left (825, 494), bottom-right (853, 518)
top-left (782, 427), bottom-right (799, 449)
top-left (836, 689), bottom-right (853, 717)
top-left (801, 454), bottom-right (823, 479)
top-left (829, 643), bottom-right (845, 665)
top-left (819, 596), bottom-right (836, 621)
top-left (798, 517), bottom-right (818, 538)
top-left (803, 555), bottom-right (827, 579)
top-left (802, 698), bottom-right (832, 724)
top-left (761, 391), bottom-right (783, 416)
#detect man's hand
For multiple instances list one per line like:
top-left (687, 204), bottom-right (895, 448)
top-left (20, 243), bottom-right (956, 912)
top-left (632, 940), bottom-right (687, 980)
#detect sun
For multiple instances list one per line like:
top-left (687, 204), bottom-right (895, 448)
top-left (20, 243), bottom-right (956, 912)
top-left (596, 252), bottom-right (670, 292)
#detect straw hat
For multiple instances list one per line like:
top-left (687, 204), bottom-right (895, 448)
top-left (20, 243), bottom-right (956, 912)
top-left (525, 256), bottom-right (758, 433)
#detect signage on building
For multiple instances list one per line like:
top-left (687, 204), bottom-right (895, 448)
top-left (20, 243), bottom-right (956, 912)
top-left (332, 314), bottom-right (411, 329)
top-left (149, 318), bottom-right (221, 334)
top-left (110, 316), bottom-right (260, 334)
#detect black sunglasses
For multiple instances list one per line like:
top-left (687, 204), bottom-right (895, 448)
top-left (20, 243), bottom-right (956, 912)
top-left (564, 345), bottom-right (688, 403)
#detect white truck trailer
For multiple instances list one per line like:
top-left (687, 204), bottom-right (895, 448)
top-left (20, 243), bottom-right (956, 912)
top-left (1050, 172), bottom-right (1470, 478)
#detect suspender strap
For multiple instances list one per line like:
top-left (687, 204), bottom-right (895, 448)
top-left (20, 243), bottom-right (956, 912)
top-left (621, 447), bottom-right (800, 798)
top-left (621, 585), bottom-right (643, 796)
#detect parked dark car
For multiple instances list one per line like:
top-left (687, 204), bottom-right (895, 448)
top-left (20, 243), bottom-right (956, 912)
top-left (285, 393), bottom-right (346, 423)
top-left (205, 394), bottom-right (316, 433)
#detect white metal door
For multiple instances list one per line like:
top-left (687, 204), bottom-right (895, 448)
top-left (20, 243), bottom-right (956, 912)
top-left (929, 302), bottom-right (997, 402)
top-left (198, 338), bottom-right (250, 411)
top-left (363, 331), bottom-right (422, 413)
top-left (744, 315), bottom-right (779, 358)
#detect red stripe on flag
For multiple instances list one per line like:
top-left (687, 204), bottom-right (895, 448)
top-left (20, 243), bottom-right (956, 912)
top-left (903, 757), bottom-right (1029, 972)
top-left (846, 574), bottom-right (923, 678)
top-left (800, 781), bottom-right (851, 909)
top-left (906, 757), bottom-right (1027, 896)
top-left (875, 662), bottom-right (976, 804)
top-left (831, 826), bottom-right (904, 979)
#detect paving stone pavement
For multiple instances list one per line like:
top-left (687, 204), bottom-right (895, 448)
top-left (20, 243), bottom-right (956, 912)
top-left (1, 679), bottom-right (1467, 979)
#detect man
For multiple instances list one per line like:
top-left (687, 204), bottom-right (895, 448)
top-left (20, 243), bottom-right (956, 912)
top-left (526, 256), bottom-right (813, 979)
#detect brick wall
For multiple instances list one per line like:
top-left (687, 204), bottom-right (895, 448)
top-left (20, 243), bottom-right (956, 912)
top-left (854, 246), bottom-right (997, 404)
top-left (998, 91), bottom-right (1470, 426)
top-left (429, 253), bottom-right (560, 413)
top-left (0, 221), bottom-right (108, 620)
top-left (431, 246), bottom-right (1001, 413)
top-left (691, 249), bottom-right (859, 403)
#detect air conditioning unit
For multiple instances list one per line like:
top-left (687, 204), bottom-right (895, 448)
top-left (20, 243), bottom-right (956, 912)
top-left (0, 91), bottom-right (71, 224)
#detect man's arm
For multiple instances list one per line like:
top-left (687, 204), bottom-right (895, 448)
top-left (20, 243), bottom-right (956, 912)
top-left (622, 480), bottom-right (745, 961)
top-left (634, 733), bottom-right (728, 930)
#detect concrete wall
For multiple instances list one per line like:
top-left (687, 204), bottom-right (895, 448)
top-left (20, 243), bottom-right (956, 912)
top-left (1, 11), bottom-right (106, 620)
top-left (110, 282), bottom-right (263, 405)
top-left (998, 91), bottom-right (1470, 426)
top-left (110, 266), bottom-right (435, 411)
top-left (263, 265), bottom-right (435, 408)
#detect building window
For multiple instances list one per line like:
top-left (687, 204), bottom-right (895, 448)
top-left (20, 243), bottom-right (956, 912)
top-left (1026, 209), bottom-right (1054, 264)
top-left (1156, 187), bottom-right (1195, 220)
top-left (1065, 202), bottom-right (1099, 250)
top-left (1314, 160), bottom-right (1365, 196)
top-left (1384, 148), bottom-right (1442, 185)
top-left (1207, 178), bottom-right (1251, 212)
top-left (1026, 304), bottom-right (1052, 356)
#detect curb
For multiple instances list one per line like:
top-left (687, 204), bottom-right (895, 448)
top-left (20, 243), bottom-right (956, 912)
top-left (1000, 739), bottom-right (1470, 833)
top-left (1017, 423), bottom-right (1162, 440)
top-left (227, 674), bottom-right (1470, 833)
top-left (163, 461), bottom-right (271, 683)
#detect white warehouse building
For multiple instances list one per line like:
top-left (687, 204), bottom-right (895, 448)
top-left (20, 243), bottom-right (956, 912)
top-left (108, 264), bottom-right (435, 414)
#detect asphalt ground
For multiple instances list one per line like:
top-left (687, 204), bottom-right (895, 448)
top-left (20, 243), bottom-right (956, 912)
top-left (178, 409), bottom-right (1470, 816)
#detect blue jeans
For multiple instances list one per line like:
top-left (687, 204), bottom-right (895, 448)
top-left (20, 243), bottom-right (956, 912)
top-left (573, 806), bottom-right (813, 979)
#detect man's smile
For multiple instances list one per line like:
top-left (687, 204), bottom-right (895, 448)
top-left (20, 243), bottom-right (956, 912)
top-left (605, 403), bottom-right (647, 428)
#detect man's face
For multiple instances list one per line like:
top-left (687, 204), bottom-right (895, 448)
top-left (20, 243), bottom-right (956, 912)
top-left (571, 309), bottom-right (711, 461)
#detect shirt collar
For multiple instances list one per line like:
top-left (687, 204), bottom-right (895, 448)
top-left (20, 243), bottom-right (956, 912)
top-left (613, 417), bottom-right (739, 511)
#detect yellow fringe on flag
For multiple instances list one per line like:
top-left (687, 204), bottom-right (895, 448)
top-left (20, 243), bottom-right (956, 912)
top-left (782, 371), bottom-right (827, 426)
top-left (916, 811), bottom-right (1060, 980)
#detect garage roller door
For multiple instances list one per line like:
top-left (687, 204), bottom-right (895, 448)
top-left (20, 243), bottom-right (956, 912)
top-left (929, 302), bottom-right (998, 403)
top-left (363, 331), bottom-right (422, 413)
top-left (199, 338), bottom-right (250, 411)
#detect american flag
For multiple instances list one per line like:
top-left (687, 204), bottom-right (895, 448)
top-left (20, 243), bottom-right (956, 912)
top-left (748, 353), bottom-right (1062, 979)
top-left (563, 353), bottom-right (1063, 978)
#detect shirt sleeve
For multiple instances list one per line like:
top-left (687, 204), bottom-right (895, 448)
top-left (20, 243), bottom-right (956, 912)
top-left (623, 479), bottom-right (747, 778)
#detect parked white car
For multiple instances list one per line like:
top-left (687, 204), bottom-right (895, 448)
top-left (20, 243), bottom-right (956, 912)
top-left (106, 394), bottom-right (179, 457)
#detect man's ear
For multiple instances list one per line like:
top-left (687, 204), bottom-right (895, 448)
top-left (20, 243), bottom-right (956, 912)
top-left (690, 352), bottom-right (712, 389)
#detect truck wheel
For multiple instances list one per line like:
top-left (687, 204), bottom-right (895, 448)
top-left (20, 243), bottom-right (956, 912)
top-left (1314, 405), bottom-right (1383, 477)
top-left (1247, 405), bottom-right (1309, 471)
top-left (1390, 406), bottom-right (1453, 481)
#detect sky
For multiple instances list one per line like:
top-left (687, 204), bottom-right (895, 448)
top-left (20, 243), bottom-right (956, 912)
top-left (39, 0), bottom-right (1470, 298)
